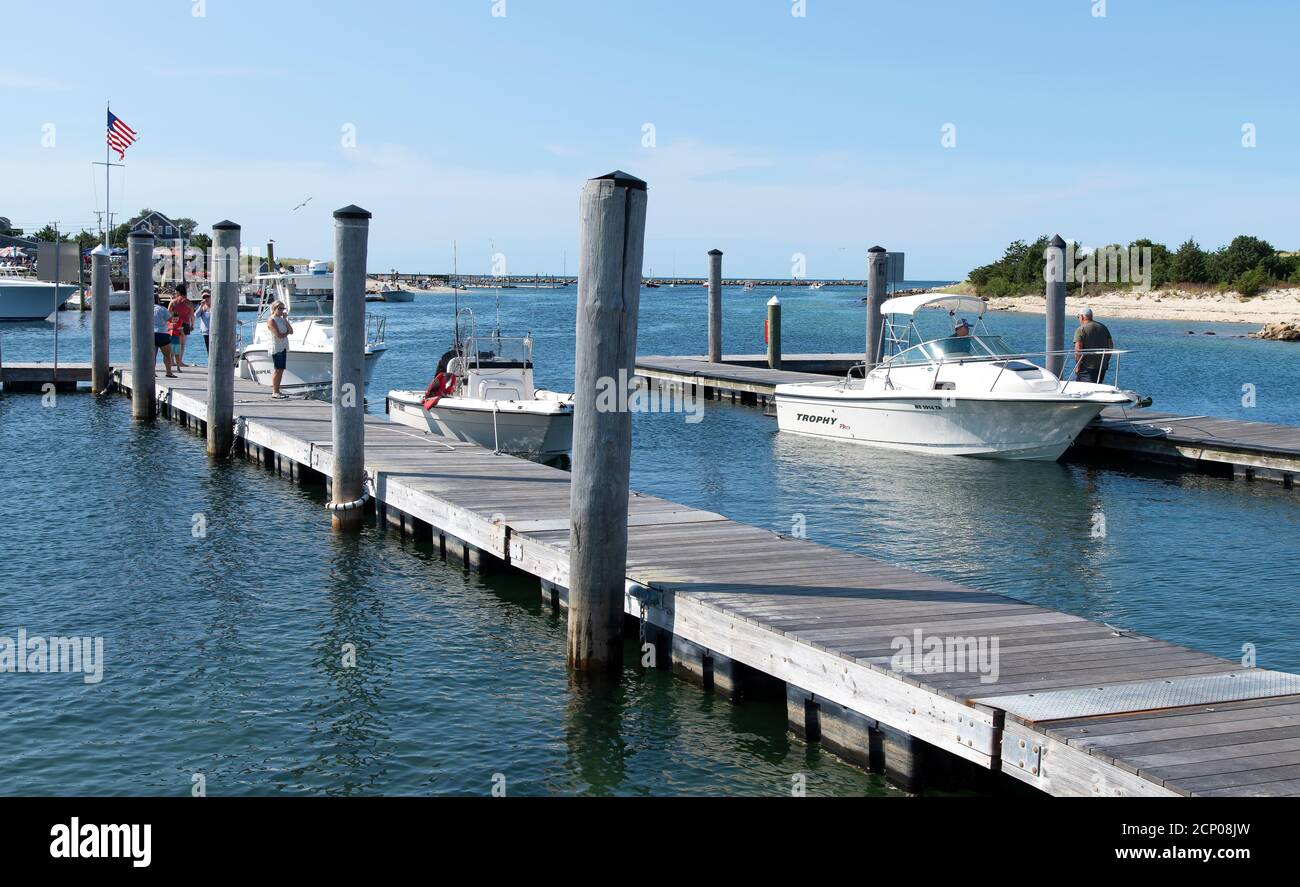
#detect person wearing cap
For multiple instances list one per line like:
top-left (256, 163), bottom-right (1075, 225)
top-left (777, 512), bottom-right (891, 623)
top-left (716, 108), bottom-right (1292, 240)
top-left (1073, 308), bottom-right (1114, 383)
top-left (945, 317), bottom-right (975, 355)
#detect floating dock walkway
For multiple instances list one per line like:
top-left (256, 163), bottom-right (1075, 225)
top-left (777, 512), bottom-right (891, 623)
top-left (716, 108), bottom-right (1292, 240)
top-left (110, 366), bottom-right (1300, 796)
top-left (636, 354), bottom-right (1300, 487)
top-left (0, 361), bottom-right (95, 392)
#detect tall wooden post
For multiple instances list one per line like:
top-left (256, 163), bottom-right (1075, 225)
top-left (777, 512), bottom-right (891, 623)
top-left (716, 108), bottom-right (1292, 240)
top-left (330, 206), bottom-right (371, 532)
top-left (207, 221), bottom-right (240, 457)
top-left (128, 229), bottom-right (156, 420)
top-left (707, 248), bottom-right (723, 363)
top-left (90, 245), bottom-right (111, 394)
top-left (1045, 234), bottom-right (1067, 377)
top-left (767, 295), bottom-right (782, 370)
top-left (568, 171), bottom-right (648, 675)
top-left (78, 249), bottom-right (87, 313)
top-left (865, 246), bottom-right (887, 367)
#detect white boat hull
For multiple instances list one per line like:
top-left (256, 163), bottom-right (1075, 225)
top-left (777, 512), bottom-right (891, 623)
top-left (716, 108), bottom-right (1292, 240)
top-left (0, 281), bottom-right (77, 320)
top-left (386, 390), bottom-right (573, 458)
top-left (774, 388), bottom-right (1116, 461)
top-left (240, 346), bottom-right (385, 393)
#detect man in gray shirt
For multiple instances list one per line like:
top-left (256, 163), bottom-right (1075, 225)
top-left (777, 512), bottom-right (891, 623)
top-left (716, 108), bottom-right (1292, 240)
top-left (1073, 308), bottom-right (1113, 383)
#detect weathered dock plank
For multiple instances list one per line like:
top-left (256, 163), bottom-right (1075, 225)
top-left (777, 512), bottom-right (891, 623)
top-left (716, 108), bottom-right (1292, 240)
top-left (114, 366), bottom-right (1300, 795)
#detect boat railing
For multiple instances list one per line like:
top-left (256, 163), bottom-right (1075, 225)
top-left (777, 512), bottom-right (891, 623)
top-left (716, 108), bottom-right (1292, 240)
top-left (858, 346), bottom-right (1132, 392)
top-left (366, 313), bottom-right (387, 348)
top-left (983, 348), bottom-right (1130, 393)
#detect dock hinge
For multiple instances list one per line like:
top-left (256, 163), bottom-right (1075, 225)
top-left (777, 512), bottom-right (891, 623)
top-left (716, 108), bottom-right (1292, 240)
top-left (1001, 731), bottom-right (1044, 777)
top-left (954, 711), bottom-right (997, 758)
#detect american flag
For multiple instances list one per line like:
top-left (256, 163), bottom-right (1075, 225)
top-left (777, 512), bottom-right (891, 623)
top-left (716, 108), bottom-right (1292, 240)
top-left (107, 111), bottom-right (137, 160)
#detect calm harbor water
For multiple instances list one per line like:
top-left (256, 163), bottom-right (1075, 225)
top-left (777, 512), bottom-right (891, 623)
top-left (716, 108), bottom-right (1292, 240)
top-left (2, 283), bottom-right (1298, 796)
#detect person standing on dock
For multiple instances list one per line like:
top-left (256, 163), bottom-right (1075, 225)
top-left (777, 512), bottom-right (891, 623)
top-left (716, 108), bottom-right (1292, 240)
top-left (267, 300), bottom-right (293, 399)
top-left (1073, 308), bottom-right (1114, 383)
top-left (152, 300), bottom-right (178, 379)
top-left (166, 304), bottom-right (186, 374)
top-left (196, 290), bottom-right (212, 356)
top-left (170, 285), bottom-right (194, 367)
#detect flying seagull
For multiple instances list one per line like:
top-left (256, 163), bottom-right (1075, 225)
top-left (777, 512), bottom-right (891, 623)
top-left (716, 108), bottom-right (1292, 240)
top-left (291, 197), bottom-right (313, 212)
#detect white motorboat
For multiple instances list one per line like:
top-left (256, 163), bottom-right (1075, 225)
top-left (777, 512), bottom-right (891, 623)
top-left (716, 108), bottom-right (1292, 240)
top-left (0, 270), bottom-right (78, 320)
top-left (238, 261), bottom-right (387, 394)
top-left (386, 315), bottom-right (573, 460)
top-left (65, 287), bottom-right (131, 310)
top-left (774, 293), bottom-right (1142, 461)
top-left (378, 282), bottom-right (415, 302)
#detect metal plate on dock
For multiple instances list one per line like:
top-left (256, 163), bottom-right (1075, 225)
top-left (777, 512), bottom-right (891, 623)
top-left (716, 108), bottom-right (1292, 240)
top-left (975, 670), bottom-right (1300, 724)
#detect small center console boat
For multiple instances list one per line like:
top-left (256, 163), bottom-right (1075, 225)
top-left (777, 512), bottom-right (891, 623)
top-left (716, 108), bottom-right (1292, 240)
top-left (386, 311), bottom-right (573, 461)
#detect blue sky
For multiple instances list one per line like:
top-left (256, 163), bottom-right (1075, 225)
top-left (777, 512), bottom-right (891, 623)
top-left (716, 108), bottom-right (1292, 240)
top-left (3, 0), bottom-right (1297, 278)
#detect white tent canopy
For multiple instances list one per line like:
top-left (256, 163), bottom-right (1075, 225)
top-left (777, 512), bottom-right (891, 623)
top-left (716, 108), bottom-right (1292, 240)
top-left (880, 293), bottom-right (986, 317)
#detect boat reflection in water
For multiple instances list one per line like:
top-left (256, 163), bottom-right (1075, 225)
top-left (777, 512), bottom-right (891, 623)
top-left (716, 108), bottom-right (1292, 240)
top-left (767, 427), bottom-right (1112, 607)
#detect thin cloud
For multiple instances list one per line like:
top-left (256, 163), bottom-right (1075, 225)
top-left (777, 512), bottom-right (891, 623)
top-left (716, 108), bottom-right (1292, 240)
top-left (0, 70), bottom-right (68, 91)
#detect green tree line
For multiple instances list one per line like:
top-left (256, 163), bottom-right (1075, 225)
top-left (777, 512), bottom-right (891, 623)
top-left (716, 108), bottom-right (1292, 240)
top-left (969, 235), bottom-right (1300, 298)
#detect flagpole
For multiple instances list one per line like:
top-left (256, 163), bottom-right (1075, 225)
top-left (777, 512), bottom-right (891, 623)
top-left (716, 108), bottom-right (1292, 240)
top-left (105, 101), bottom-right (111, 248)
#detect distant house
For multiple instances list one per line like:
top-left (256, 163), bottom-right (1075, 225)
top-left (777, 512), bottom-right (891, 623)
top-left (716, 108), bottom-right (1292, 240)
top-left (0, 233), bottom-right (37, 251)
top-left (129, 211), bottom-right (184, 240)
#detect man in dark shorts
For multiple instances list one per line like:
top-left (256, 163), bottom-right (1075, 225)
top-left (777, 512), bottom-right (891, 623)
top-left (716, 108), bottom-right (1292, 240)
top-left (1073, 308), bottom-right (1114, 383)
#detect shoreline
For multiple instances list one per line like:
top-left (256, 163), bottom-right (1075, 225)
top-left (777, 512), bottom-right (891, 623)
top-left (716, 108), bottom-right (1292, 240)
top-left (981, 287), bottom-right (1300, 325)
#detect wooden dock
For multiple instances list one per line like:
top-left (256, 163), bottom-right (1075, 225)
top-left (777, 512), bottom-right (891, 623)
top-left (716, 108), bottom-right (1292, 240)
top-left (1076, 410), bottom-right (1300, 485)
top-left (636, 353), bottom-right (1300, 487)
top-left (0, 362), bottom-right (96, 392)
top-left (111, 365), bottom-right (1300, 796)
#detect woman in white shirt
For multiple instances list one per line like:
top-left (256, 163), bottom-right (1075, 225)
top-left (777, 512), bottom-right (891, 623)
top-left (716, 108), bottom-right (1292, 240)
top-left (267, 301), bottom-right (293, 399)
top-left (196, 292), bottom-right (212, 356)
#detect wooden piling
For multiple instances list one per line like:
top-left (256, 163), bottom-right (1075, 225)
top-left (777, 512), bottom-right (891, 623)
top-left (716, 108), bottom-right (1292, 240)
top-left (330, 205), bottom-right (371, 532)
top-left (865, 245), bottom-right (887, 366)
top-left (78, 248), bottom-right (87, 314)
top-left (1045, 234), bottom-right (1067, 377)
top-left (766, 295), bottom-right (782, 370)
top-left (207, 221), bottom-right (240, 457)
top-left (707, 248), bottom-right (723, 363)
top-left (568, 171), bottom-right (648, 675)
top-left (90, 245), bottom-right (112, 394)
top-left (128, 229), bottom-right (156, 420)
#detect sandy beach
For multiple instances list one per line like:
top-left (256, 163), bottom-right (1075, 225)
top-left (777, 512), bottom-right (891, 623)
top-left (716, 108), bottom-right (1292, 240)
top-left (983, 286), bottom-right (1300, 326)
top-left (365, 281), bottom-right (458, 295)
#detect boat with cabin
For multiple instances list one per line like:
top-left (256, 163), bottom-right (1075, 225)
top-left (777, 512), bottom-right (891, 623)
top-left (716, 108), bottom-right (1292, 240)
top-left (774, 293), bottom-right (1143, 461)
top-left (0, 269), bottom-right (78, 320)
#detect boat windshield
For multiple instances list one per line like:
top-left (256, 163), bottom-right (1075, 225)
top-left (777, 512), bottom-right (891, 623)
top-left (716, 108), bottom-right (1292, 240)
top-left (461, 335), bottom-right (533, 369)
top-left (886, 335), bottom-right (1013, 366)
